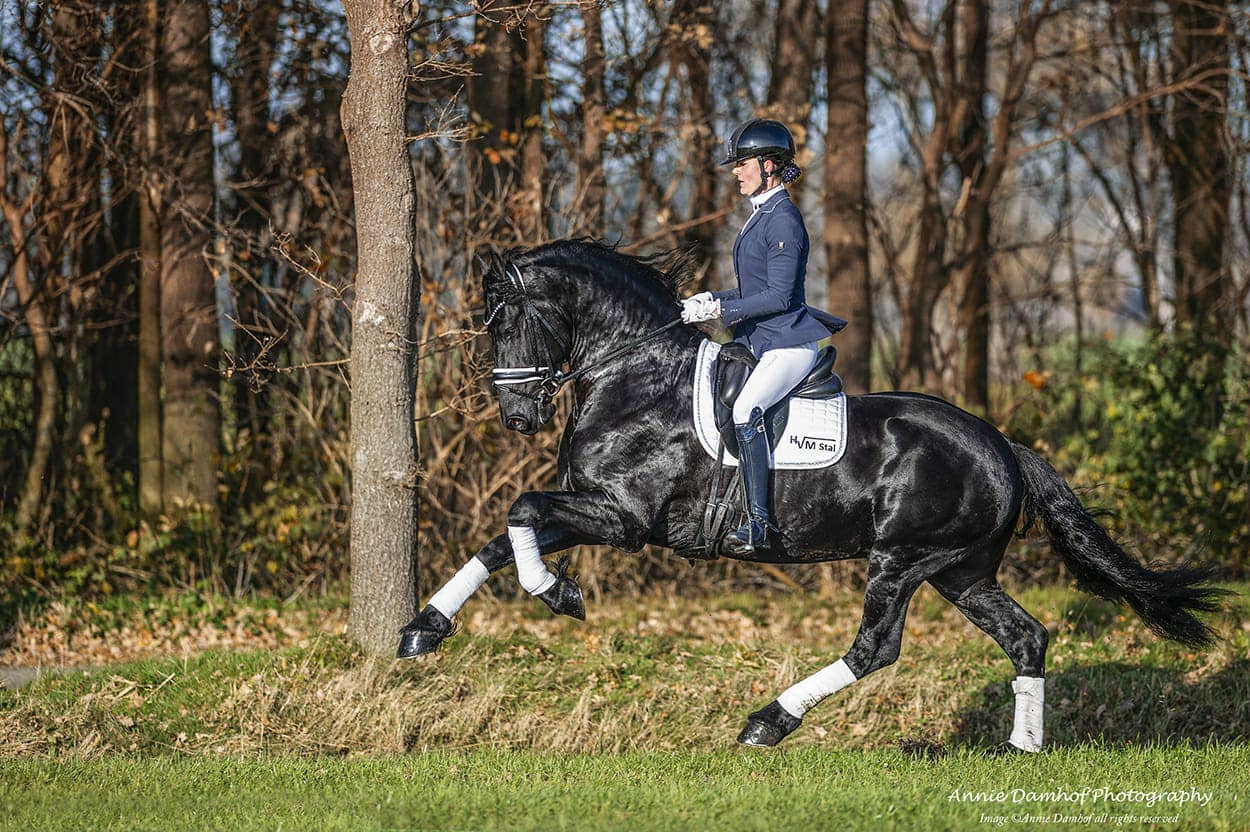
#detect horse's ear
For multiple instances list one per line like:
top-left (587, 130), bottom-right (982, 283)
top-left (474, 253), bottom-right (489, 279)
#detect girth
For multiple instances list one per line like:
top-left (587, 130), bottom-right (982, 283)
top-left (712, 342), bottom-right (843, 457)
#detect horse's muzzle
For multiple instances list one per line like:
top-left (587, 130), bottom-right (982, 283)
top-left (505, 415), bottom-right (535, 433)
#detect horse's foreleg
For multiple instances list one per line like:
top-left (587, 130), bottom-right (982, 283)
top-left (739, 554), bottom-right (926, 747)
top-left (397, 527), bottom-right (585, 659)
top-left (507, 489), bottom-right (646, 618)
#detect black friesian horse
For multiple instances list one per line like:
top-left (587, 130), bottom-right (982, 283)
top-left (400, 240), bottom-right (1226, 750)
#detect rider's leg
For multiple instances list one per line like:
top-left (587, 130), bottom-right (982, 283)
top-left (722, 341), bottom-right (820, 555)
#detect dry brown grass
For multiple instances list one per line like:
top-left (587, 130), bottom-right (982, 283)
top-left (3, 584), bottom-right (1246, 759)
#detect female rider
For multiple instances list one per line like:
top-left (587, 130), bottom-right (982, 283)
top-left (681, 118), bottom-right (846, 556)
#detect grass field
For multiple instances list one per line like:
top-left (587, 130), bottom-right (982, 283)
top-left (2, 745), bottom-right (1248, 831)
top-left (2, 582), bottom-right (1247, 829)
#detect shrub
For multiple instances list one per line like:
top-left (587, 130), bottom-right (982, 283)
top-left (1009, 329), bottom-right (1250, 570)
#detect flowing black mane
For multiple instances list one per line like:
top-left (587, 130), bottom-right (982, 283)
top-left (486, 239), bottom-right (698, 306)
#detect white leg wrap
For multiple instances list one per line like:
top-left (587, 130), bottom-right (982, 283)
top-left (1008, 675), bottom-right (1045, 752)
top-left (508, 525), bottom-right (556, 595)
top-left (777, 658), bottom-right (857, 719)
top-left (427, 557), bottom-right (490, 619)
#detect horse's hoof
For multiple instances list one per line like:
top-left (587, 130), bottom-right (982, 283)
top-left (985, 741), bottom-right (1035, 756)
top-left (396, 605), bottom-right (455, 659)
top-left (537, 557), bottom-right (585, 621)
top-left (736, 701), bottom-right (802, 747)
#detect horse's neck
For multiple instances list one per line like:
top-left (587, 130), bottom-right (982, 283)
top-left (573, 334), bottom-right (698, 409)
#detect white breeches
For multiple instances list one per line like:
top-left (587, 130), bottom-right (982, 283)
top-left (732, 340), bottom-right (822, 424)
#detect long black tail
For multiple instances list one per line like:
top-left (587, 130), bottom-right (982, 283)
top-left (1010, 442), bottom-right (1229, 647)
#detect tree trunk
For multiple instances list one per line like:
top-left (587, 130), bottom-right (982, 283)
top-left (955, 0), bottom-right (990, 415)
top-left (468, 13), bottom-right (524, 216)
top-left (823, 0), bottom-right (872, 393)
top-left (517, 13), bottom-right (546, 241)
top-left (159, 0), bottom-right (220, 511)
top-left (6, 235), bottom-right (58, 540)
top-left (1168, 0), bottom-right (1231, 335)
top-left (230, 0), bottom-right (283, 446)
top-left (341, 0), bottom-right (420, 655)
top-left (0, 128), bottom-right (57, 539)
top-left (577, 3), bottom-right (606, 234)
top-left (768, 0), bottom-right (819, 125)
top-left (768, 0), bottom-right (819, 201)
top-left (895, 131), bottom-right (949, 392)
top-left (93, 1), bottom-right (142, 483)
top-left (138, 0), bottom-right (162, 517)
top-left (671, 0), bottom-right (718, 288)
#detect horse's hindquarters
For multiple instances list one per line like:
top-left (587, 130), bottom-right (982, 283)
top-left (765, 393), bottom-right (1024, 562)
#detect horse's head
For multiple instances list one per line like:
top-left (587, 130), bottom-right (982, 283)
top-left (481, 253), bottom-right (571, 435)
top-left (480, 241), bottom-right (693, 434)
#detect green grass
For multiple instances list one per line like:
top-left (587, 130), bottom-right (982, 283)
top-left (2, 746), bottom-right (1247, 831)
top-left (2, 582), bottom-right (1248, 828)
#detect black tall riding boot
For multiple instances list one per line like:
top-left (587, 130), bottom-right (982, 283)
top-left (721, 407), bottom-right (778, 556)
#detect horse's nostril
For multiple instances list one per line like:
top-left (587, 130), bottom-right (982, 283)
top-left (506, 416), bottom-right (529, 432)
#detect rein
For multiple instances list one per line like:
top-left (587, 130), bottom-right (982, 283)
top-left (488, 264), bottom-right (684, 408)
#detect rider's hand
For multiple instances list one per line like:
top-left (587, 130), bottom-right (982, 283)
top-left (681, 296), bottom-right (721, 323)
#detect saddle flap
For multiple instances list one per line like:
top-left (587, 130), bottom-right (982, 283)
top-left (712, 344), bottom-right (789, 455)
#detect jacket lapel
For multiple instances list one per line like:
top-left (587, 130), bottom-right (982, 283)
top-left (733, 190), bottom-right (789, 275)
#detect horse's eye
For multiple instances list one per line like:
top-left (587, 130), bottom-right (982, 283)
top-left (487, 307), bottom-right (519, 336)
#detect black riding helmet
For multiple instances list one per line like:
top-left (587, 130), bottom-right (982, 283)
top-left (720, 119), bottom-right (795, 167)
top-left (720, 119), bottom-right (797, 195)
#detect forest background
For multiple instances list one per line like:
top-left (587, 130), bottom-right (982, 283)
top-left (2, 0), bottom-right (1249, 649)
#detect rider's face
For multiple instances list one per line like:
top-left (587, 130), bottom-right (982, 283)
top-left (732, 157), bottom-right (774, 195)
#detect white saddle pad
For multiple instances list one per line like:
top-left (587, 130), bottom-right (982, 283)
top-left (692, 340), bottom-right (848, 470)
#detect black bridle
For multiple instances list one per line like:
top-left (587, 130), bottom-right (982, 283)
top-left (486, 263), bottom-right (683, 410)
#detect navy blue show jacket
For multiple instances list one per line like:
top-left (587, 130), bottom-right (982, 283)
top-left (711, 188), bottom-right (846, 358)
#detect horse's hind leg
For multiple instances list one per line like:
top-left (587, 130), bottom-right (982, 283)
top-left (929, 567), bottom-right (1049, 752)
top-left (738, 552), bottom-right (928, 747)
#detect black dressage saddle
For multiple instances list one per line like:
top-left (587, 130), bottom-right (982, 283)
top-left (712, 342), bottom-right (843, 457)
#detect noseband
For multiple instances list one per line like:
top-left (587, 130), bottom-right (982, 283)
top-left (486, 263), bottom-right (683, 410)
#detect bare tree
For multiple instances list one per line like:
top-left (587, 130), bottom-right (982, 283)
top-left (159, 0), bottom-right (220, 509)
top-left (767, 0), bottom-right (820, 180)
top-left (577, 1), bottom-right (607, 233)
top-left (669, 0), bottom-right (719, 287)
top-left (887, 0), bottom-right (1052, 410)
top-left (954, 0), bottom-right (990, 413)
top-left (468, 5), bottom-right (525, 226)
top-left (518, 11), bottom-right (547, 241)
top-left (341, 0), bottom-right (420, 654)
top-left (138, 0), bottom-right (163, 517)
top-left (824, 0), bottom-right (872, 393)
top-left (228, 0), bottom-right (283, 445)
top-left (1168, 0), bottom-right (1232, 336)
top-left (0, 123), bottom-right (56, 539)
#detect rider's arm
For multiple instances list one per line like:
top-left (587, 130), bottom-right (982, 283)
top-left (718, 213), bottom-right (803, 326)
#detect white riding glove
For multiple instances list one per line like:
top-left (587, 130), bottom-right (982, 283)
top-left (681, 294), bottom-right (721, 323)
